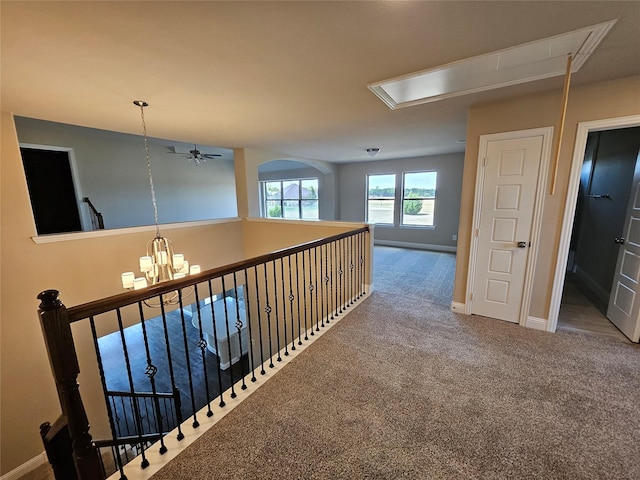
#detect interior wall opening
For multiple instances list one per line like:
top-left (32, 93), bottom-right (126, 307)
top-left (558, 126), bottom-right (640, 340)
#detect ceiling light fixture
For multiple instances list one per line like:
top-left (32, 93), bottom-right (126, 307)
top-left (366, 148), bottom-right (380, 157)
top-left (368, 20), bottom-right (616, 109)
top-left (120, 101), bottom-right (200, 296)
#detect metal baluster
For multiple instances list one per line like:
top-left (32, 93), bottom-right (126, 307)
top-left (308, 248), bottom-right (315, 337)
top-left (115, 308), bottom-right (149, 468)
top-left (220, 276), bottom-right (237, 398)
top-left (331, 240), bottom-right (340, 319)
top-left (206, 279), bottom-right (226, 407)
top-left (89, 317), bottom-right (127, 477)
top-left (192, 287), bottom-right (215, 416)
top-left (356, 233), bottom-right (361, 299)
top-left (232, 272), bottom-right (247, 390)
top-left (345, 236), bottom-right (351, 307)
top-left (253, 266), bottom-right (267, 375)
top-left (349, 235), bottom-right (356, 305)
top-left (141, 396), bottom-right (151, 433)
top-left (324, 243), bottom-right (330, 325)
top-left (295, 253), bottom-right (303, 346)
top-left (176, 291), bottom-right (200, 427)
top-left (136, 303), bottom-right (168, 453)
top-left (301, 249), bottom-right (309, 341)
top-left (361, 235), bottom-right (373, 295)
top-left (158, 301), bottom-right (184, 440)
top-left (243, 268), bottom-right (257, 382)
top-left (315, 246), bottom-right (321, 331)
top-left (111, 396), bottom-right (122, 437)
top-left (118, 396), bottom-right (129, 436)
top-left (288, 255), bottom-right (296, 351)
top-left (359, 232), bottom-right (365, 297)
top-left (279, 258), bottom-right (289, 357)
top-left (263, 263), bottom-right (275, 368)
top-left (272, 261), bottom-right (282, 362)
top-left (339, 238), bottom-right (344, 314)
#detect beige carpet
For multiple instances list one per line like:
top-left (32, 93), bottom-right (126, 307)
top-left (152, 248), bottom-right (640, 479)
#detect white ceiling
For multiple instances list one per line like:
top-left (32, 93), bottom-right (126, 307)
top-left (2, 1), bottom-right (639, 164)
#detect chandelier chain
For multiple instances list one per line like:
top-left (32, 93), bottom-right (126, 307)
top-left (138, 103), bottom-right (161, 237)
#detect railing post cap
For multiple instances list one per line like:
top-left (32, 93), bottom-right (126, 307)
top-left (38, 290), bottom-right (62, 310)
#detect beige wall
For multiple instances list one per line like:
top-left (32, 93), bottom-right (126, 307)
top-left (234, 148), bottom-right (285, 218)
top-left (234, 148), bottom-right (340, 220)
top-left (0, 112), bottom-right (246, 474)
top-left (1, 112), bottom-right (371, 474)
top-left (454, 75), bottom-right (640, 319)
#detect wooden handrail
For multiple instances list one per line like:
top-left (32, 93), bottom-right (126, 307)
top-left (67, 226), bottom-right (369, 322)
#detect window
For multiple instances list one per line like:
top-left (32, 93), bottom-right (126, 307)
top-left (367, 174), bottom-right (396, 224)
top-left (262, 178), bottom-right (319, 219)
top-left (402, 171), bottom-right (436, 227)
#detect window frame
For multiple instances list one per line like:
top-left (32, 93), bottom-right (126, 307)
top-left (260, 177), bottom-right (319, 220)
top-left (400, 170), bottom-right (437, 229)
top-left (366, 173), bottom-right (397, 226)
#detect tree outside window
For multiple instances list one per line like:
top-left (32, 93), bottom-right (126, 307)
top-left (402, 171), bottom-right (436, 227)
top-left (262, 178), bottom-right (319, 219)
top-left (367, 174), bottom-right (396, 224)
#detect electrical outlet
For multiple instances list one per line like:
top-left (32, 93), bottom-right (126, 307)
top-left (452, 234), bottom-right (457, 241)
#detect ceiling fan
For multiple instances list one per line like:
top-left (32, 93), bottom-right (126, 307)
top-left (167, 145), bottom-right (222, 165)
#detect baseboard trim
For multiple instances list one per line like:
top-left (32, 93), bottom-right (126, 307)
top-left (1, 452), bottom-right (47, 480)
top-left (374, 239), bottom-right (457, 253)
top-left (451, 302), bottom-right (466, 313)
top-left (574, 266), bottom-right (610, 304)
top-left (526, 316), bottom-right (549, 331)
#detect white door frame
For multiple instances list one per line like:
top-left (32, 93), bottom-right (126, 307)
top-left (19, 142), bottom-right (91, 232)
top-left (466, 127), bottom-right (554, 327)
top-left (548, 114), bottom-right (640, 333)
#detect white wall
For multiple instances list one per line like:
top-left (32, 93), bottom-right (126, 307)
top-left (14, 117), bottom-right (238, 230)
top-left (338, 153), bottom-right (464, 249)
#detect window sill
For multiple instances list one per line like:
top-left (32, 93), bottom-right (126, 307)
top-left (400, 224), bottom-right (436, 230)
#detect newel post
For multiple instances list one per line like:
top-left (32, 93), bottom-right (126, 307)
top-left (38, 290), bottom-right (104, 480)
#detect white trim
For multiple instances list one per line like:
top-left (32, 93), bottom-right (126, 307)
top-left (374, 239), bottom-right (456, 253)
top-left (548, 114), bottom-right (640, 333)
top-left (31, 217), bottom-right (243, 244)
top-left (526, 316), bottom-right (549, 331)
top-left (0, 452), bottom-right (47, 480)
top-left (466, 127), bottom-right (554, 322)
top-left (451, 301), bottom-right (466, 313)
top-left (518, 127), bottom-right (554, 327)
top-left (107, 290), bottom-right (372, 480)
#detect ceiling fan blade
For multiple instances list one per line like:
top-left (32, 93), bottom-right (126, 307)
top-left (201, 154), bottom-right (222, 158)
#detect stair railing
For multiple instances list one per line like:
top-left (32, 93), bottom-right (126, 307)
top-left (83, 197), bottom-right (105, 230)
top-left (38, 226), bottom-right (370, 480)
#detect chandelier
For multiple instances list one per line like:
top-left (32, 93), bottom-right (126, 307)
top-left (120, 101), bottom-right (200, 292)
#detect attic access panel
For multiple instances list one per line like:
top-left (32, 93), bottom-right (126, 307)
top-left (368, 20), bottom-right (617, 109)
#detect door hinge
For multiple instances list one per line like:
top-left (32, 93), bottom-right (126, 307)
top-left (483, 156), bottom-right (488, 167)
top-left (475, 228), bottom-right (479, 237)
top-left (469, 292), bottom-right (474, 300)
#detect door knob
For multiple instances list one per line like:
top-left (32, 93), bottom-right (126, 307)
top-left (615, 236), bottom-right (626, 245)
top-left (517, 241), bottom-right (527, 248)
